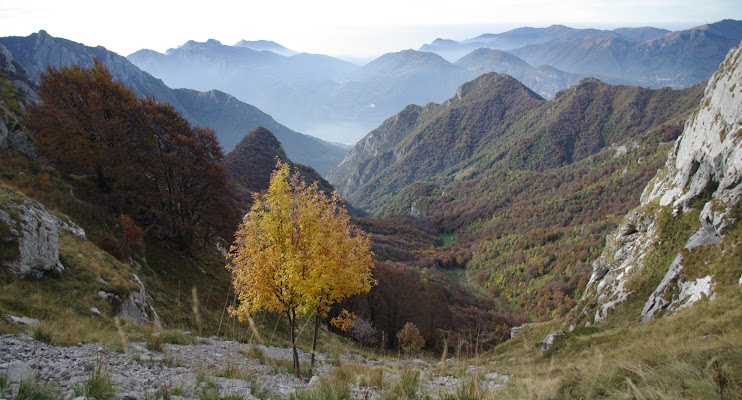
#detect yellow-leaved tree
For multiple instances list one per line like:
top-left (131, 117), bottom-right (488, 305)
top-left (227, 161), bottom-right (374, 377)
top-left (296, 180), bottom-right (375, 374)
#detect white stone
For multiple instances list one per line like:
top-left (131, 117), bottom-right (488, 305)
top-left (2, 314), bottom-right (40, 326)
top-left (541, 330), bottom-right (566, 353)
top-left (642, 254), bottom-right (684, 322)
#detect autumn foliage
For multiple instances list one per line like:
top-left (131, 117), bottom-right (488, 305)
top-left (26, 60), bottom-right (235, 247)
top-left (397, 322), bottom-right (425, 355)
top-left (227, 161), bottom-right (374, 376)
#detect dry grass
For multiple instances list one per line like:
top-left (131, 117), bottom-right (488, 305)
top-left (483, 284), bottom-right (742, 400)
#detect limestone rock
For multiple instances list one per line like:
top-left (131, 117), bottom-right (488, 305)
top-left (0, 200), bottom-right (63, 278)
top-left (582, 209), bottom-right (658, 323)
top-left (2, 314), bottom-right (40, 326)
top-left (644, 41), bottom-right (742, 233)
top-left (642, 253), bottom-right (715, 323)
top-left (117, 274), bottom-right (161, 327)
top-left (578, 42), bottom-right (742, 324)
top-left (541, 330), bottom-right (566, 353)
top-left (0, 200), bottom-right (86, 279)
top-left (6, 360), bottom-right (33, 383)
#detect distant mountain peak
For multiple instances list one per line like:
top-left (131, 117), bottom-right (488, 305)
top-left (232, 40), bottom-right (298, 56)
top-left (234, 39), bottom-right (280, 47)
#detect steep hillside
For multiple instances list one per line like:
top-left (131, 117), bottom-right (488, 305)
top-left (330, 72), bottom-right (704, 319)
top-left (333, 73), bottom-right (702, 210)
top-left (0, 31), bottom-right (346, 174)
top-left (172, 89), bottom-right (346, 175)
top-left (222, 126), bottom-right (333, 210)
top-left (575, 40), bottom-right (742, 326)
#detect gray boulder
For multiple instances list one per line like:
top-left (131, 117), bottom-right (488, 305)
top-left (117, 274), bottom-right (161, 327)
top-left (6, 360), bottom-right (33, 384)
top-left (0, 200), bottom-right (85, 279)
top-left (2, 314), bottom-right (40, 326)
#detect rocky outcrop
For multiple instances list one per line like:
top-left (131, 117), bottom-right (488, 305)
top-left (117, 274), bottom-right (161, 327)
top-left (0, 43), bottom-right (38, 158)
top-left (0, 200), bottom-right (85, 279)
top-left (541, 330), bottom-right (566, 353)
top-left (578, 42), bottom-right (742, 324)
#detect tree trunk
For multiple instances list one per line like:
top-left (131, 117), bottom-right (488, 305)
top-left (288, 308), bottom-right (300, 377)
top-left (309, 310), bottom-right (321, 376)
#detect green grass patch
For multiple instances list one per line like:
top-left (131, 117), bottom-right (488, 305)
top-left (438, 232), bottom-right (458, 246)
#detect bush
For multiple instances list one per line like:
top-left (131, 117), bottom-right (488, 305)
top-left (397, 322), bottom-right (425, 355)
top-left (349, 317), bottom-right (377, 347)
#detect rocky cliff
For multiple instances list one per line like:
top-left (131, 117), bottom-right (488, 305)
top-left (577, 41), bottom-right (742, 325)
top-left (0, 44), bottom-right (36, 157)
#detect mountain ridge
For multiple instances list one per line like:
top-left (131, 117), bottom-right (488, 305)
top-left (0, 31), bottom-right (347, 174)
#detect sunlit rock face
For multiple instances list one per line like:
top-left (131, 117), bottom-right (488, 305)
top-left (578, 41), bottom-right (742, 324)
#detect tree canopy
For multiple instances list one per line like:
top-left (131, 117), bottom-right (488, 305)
top-left (26, 59), bottom-right (234, 247)
top-left (227, 161), bottom-right (374, 376)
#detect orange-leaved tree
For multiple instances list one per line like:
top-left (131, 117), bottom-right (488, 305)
top-left (227, 161), bottom-right (374, 377)
top-left (27, 59), bottom-right (143, 190)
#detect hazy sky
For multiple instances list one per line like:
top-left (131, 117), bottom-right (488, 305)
top-left (1, 0), bottom-right (740, 61)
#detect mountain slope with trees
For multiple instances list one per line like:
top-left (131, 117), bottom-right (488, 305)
top-left (329, 73), bottom-right (704, 319)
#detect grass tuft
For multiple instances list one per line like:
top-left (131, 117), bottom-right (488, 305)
top-left (16, 377), bottom-right (62, 400)
top-left (72, 353), bottom-right (118, 400)
top-left (385, 368), bottom-right (420, 400)
top-left (291, 379), bottom-right (351, 400)
top-left (30, 323), bottom-right (55, 345)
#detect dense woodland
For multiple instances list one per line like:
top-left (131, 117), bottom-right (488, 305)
top-left (330, 73), bottom-right (705, 321)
